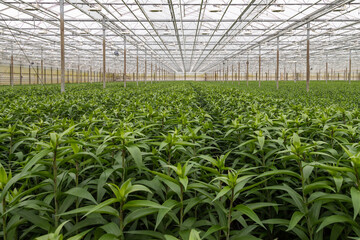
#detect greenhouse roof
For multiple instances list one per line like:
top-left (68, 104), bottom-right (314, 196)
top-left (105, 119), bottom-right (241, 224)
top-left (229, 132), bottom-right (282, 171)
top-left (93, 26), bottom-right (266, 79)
top-left (0, 0), bottom-right (359, 73)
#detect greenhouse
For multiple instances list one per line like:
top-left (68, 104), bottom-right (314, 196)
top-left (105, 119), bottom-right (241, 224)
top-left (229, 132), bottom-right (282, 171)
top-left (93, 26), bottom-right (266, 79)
top-left (0, 0), bottom-right (360, 239)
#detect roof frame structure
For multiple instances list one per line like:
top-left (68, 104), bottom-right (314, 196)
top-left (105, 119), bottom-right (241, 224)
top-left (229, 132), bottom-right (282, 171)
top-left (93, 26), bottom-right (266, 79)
top-left (0, 0), bottom-right (359, 75)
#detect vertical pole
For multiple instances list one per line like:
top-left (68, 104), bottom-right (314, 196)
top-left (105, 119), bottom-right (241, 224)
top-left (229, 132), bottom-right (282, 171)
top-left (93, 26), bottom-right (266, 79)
top-left (90, 66), bottom-right (92, 83)
top-left (102, 17), bottom-right (106, 89)
top-left (123, 36), bottom-right (126, 88)
top-left (136, 46), bottom-right (139, 86)
top-left (57, 68), bottom-right (59, 84)
top-left (258, 45), bottom-right (261, 87)
top-left (276, 36), bottom-right (279, 89)
top-left (226, 63), bottom-right (229, 81)
top-left (325, 54), bottom-right (328, 83)
top-left (238, 62), bottom-right (240, 84)
top-left (77, 56), bottom-right (80, 83)
top-left (60, 0), bottom-right (65, 93)
top-left (306, 22), bottom-right (310, 92)
top-left (144, 49), bottom-right (147, 83)
top-left (29, 65), bottom-right (31, 85)
top-left (232, 64), bottom-right (234, 82)
top-left (348, 49), bottom-right (351, 84)
top-left (10, 55), bottom-right (14, 86)
top-left (20, 63), bottom-right (22, 85)
top-left (41, 48), bottom-right (44, 84)
top-left (44, 67), bottom-right (46, 84)
top-left (195, 72), bottom-right (196, 81)
top-left (51, 67), bottom-right (53, 84)
top-left (72, 69), bottom-right (74, 83)
top-left (150, 53), bottom-right (153, 84)
top-left (246, 59), bottom-right (249, 86)
top-left (294, 62), bottom-right (297, 83)
top-left (37, 64), bottom-right (39, 84)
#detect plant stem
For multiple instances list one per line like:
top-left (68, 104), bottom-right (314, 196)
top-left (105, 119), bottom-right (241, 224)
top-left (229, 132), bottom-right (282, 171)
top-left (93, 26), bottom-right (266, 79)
top-left (53, 148), bottom-right (59, 228)
top-left (122, 143), bottom-right (126, 183)
top-left (226, 188), bottom-right (234, 240)
top-left (119, 201), bottom-right (124, 239)
top-left (75, 160), bottom-right (79, 232)
top-left (298, 158), bottom-right (313, 240)
top-left (180, 184), bottom-right (184, 229)
top-left (2, 198), bottom-right (6, 240)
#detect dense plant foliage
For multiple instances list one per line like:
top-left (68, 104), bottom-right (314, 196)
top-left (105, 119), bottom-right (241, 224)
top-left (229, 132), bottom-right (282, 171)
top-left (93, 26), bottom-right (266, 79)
top-left (1, 81), bottom-right (360, 240)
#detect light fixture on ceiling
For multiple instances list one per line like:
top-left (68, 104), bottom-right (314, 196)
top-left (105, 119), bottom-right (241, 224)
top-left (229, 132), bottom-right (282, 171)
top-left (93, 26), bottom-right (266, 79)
top-left (38, 29), bottom-right (48, 35)
top-left (271, 5), bottom-right (285, 12)
top-left (285, 30), bottom-right (293, 36)
top-left (209, 5), bottom-right (222, 13)
top-left (202, 30), bottom-right (211, 35)
top-left (244, 29), bottom-right (252, 36)
top-left (25, 3), bottom-right (39, 11)
top-left (333, 4), bottom-right (347, 12)
top-left (121, 30), bottom-right (130, 35)
top-left (149, 5), bottom-right (162, 12)
top-left (88, 4), bottom-right (102, 12)
top-left (79, 30), bottom-right (89, 35)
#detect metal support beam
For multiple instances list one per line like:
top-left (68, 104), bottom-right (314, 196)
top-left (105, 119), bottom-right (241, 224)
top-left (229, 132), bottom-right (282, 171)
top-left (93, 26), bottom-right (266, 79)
top-left (136, 46), bottom-right (139, 86)
top-left (102, 17), bottom-right (106, 89)
top-left (10, 55), bottom-right (14, 87)
top-left (276, 37), bottom-right (279, 90)
top-left (258, 45), bottom-right (261, 88)
top-left (20, 63), bottom-right (22, 85)
top-left (306, 22), bottom-right (310, 92)
top-left (349, 49), bottom-right (352, 84)
top-left (246, 59), bottom-right (249, 86)
top-left (144, 49), bottom-right (147, 83)
top-left (60, 0), bottom-right (65, 93)
top-left (123, 36), bottom-right (126, 88)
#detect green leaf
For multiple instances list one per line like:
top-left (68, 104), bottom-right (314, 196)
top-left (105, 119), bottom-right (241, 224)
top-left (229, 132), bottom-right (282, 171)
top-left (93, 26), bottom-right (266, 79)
top-left (126, 145), bottom-right (143, 169)
top-left (292, 133), bottom-right (301, 149)
top-left (317, 215), bottom-right (357, 233)
top-left (213, 186), bottom-right (231, 202)
top-left (155, 199), bottom-right (178, 230)
top-left (64, 187), bottom-right (97, 204)
top-left (100, 222), bottom-right (121, 237)
top-left (189, 229), bottom-right (201, 240)
top-left (164, 235), bottom-right (179, 240)
top-left (123, 200), bottom-right (168, 210)
top-left (303, 181), bottom-right (335, 195)
top-left (149, 170), bottom-right (179, 185)
top-left (83, 198), bottom-right (118, 218)
top-left (287, 211), bottom-right (304, 231)
top-left (233, 204), bottom-right (265, 228)
top-left (256, 170), bottom-right (301, 179)
top-left (351, 187), bottom-right (360, 219)
top-left (67, 229), bottom-right (93, 240)
top-left (179, 176), bottom-right (188, 191)
top-left (123, 208), bottom-right (158, 228)
top-left (202, 225), bottom-right (225, 239)
top-left (98, 234), bottom-right (118, 240)
top-left (257, 136), bottom-right (265, 150)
